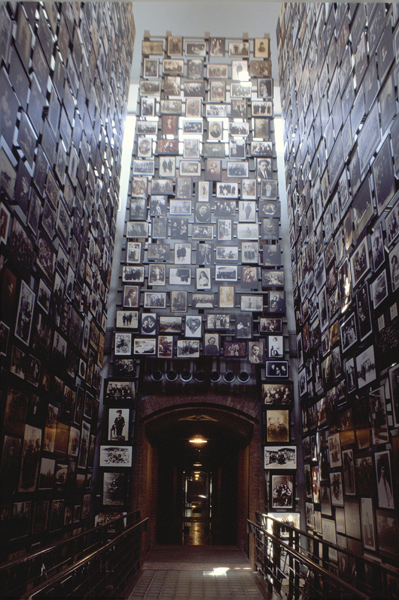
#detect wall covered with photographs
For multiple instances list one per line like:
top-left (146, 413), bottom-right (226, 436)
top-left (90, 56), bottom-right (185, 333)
top-left (0, 2), bottom-right (134, 560)
top-left (277, 3), bottom-right (399, 567)
top-left (107, 33), bottom-right (299, 515)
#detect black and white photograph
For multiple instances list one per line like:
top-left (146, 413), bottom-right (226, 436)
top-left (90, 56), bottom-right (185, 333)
top-left (18, 424), bottom-right (42, 493)
top-left (371, 223), bottom-right (385, 271)
top-left (386, 201), bottom-right (399, 247)
top-left (241, 242), bottom-right (259, 264)
top-left (356, 284), bottom-right (373, 341)
top-left (123, 286), bottom-right (140, 308)
top-left (240, 295), bottom-right (263, 312)
top-left (242, 265), bottom-right (258, 287)
top-left (227, 161), bottom-right (248, 178)
top-left (262, 382), bottom-right (293, 405)
top-left (373, 137), bottom-right (395, 215)
top-left (215, 246), bottom-right (238, 262)
top-left (216, 183), bottom-right (238, 199)
top-left (235, 315), bottom-right (252, 339)
top-left (192, 293), bottom-right (214, 308)
top-left (268, 335), bottom-right (284, 358)
top-left (159, 154), bottom-right (176, 177)
top-left (185, 316), bottom-right (202, 338)
top-left (159, 316), bottom-right (182, 334)
top-left (264, 446), bottom-right (296, 469)
top-left (197, 180), bottom-right (210, 201)
top-left (217, 219), bottom-right (232, 241)
top-left (241, 179), bottom-right (257, 200)
top-left (248, 341), bottom-right (264, 364)
top-left (372, 269), bottom-right (388, 309)
top-left (170, 200), bottom-right (191, 215)
top-left (237, 223), bottom-right (259, 240)
top-left (171, 218), bottom-right (189, 240)
top-left (263, 244), bottom-right (281, 267)
top-left (147, 264), bottom-right (165, 286)
top-left (114, 332), bottom-right (132, 356)
top-left (340, 312), bottom-right (358, 353)
top-left (375, 450), bottom-right (395, 510)
top-left (389, 240), bottom-right (399, 292)
top-left (126, 221), bottom-right (148, 238)
top-left (194, 203), bottom-right (211, 223)
top-left (356, 345), bottom-right (377, 389)
top-left (15, 280), bottom-right (35, 347)
top-left (269, 291), bottom-right (285, 313)
top-left (122, 266), bottom-right (145, 284)
top-left (369, 387), bottom-right (389, 446)
top-left (141, 314), bottom-right (157, 336)
top-left (133, 338), bottom-right (156, 355)
top-left (206, 314), bottom-right (230, 330)
top-left (103, 472), bottom-right (125, 506)
top-left (350, 237), bottom-right (370, 288)
top-left (100, 446), bottom-right (132, 468)
top-left (157, 335), bottom-right (173, 358)
top-left (271, 475), bottom-right (293, 508)
top-left (176, 339), bottom-right (200, 358)
top-left (197, 242), bottom-right (213, 265)
top-left (126, 242), bottom-right (142, 264)
top-left (265, 361), bottom-right (288, 378)
top-left (223, 341), bottom-right (247, 358)
top-left (215, 265), bottom-right (237, 282)
top-left (170, 267), bottom-right (191, 286)
top-left (214, 200), bottom-right (236, 217)
top-left (196, 267), bottom-right (211, 289)
top-left (210, 37), bottom-right (225, 56)
top-left (171, 291), bottom-right (188, 313)
top-left (203, 333), bottom-right (220, 356)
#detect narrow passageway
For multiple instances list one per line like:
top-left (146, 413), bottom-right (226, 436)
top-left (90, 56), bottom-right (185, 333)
top-left (126, 546), bottom-right (271, 599)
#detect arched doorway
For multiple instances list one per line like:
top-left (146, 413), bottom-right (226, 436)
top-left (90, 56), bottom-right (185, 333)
top-left (143, 405), bottom-right (259, 548)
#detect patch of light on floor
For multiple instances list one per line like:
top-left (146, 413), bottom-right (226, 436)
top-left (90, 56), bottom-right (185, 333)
top-left (203, 567), bottom-right (229, 576)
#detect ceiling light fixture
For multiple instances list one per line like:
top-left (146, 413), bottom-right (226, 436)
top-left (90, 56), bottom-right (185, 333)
top-left (188, 434), bottom-right (208, 445)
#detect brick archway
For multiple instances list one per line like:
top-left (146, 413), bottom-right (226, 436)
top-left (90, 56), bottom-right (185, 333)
top-left (131, 392), bottom-right (264, 564)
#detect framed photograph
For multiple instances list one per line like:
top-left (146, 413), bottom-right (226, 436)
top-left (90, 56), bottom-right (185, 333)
top-left (262, 382), bottom-right (293, 405)
top-left (194, 202), bottom-right (211, 223)
top-left (171, 290), bottom-right (188, 312)
top-left (372, 269), bottom-right (388, 309)
top-left (159, 316), bottom-right (182, 334)
top-left (227, 161), bottom-right (248, 179)
top-left (330, 472), bottom-right (344, 507)
top-left (103, 472), bottom-right (126, 506)
top-left (271, 475), bottom-right (293, 508)
top-left (219, 286), bottom-right (235, 308)
top-left (140, 313), bottom-right (157, 336)
top-left (143, 58), bottom-right (159, 78)
top-left (192, 225), bottom-right (214, 240)
top-left (157, 335), bottom-right (174, 358)
top-left (239, 201), bottom-right (256, 222)
top-left (215, 265), bottom-right (237, 281)
top-left (160, 99), bottom-right (182, 115)
top-left (179, 161), bottom-right (201, 177)
top-left (148, 264), bottom-right (166, 286)
top-left (260, 180), bottom-right (278, 201)
top-left (262, 270), bottom-right (284, 287)
top-left (386, 201), bottom-right (399, 247)
top-left (140, 96), bottom-right (156, 117)
top-left (122, 266), bottom-right (144, 284)
top-left (171, 218), bottom-right (189, 240)
top-left (203, 333), bottom-right (220, 356)
top-left (376, 509), bottom-right (399, 556)
top-left (193, 294), bottom-right (213, 311)
top-left (185, 315), bottom-right (202, 338)
top-left (373, 137), bottom-right (395, 215)
top-left (342, 449), bottom-right (356, 496)
top-left (142, 40), bottom-right (163, 55)
top-left (170, 267), bottom-right (191, 286)
top-left (126, 221), bottom-right (148, 238)
top-left (214, 200), bottom-right (236, 217)
top-left (248, 340), bottom-right (264, 364)
top-left (269, 291), bottom-right (285, 313)
top-left (210, 80), bottom-right (226, 102)
top-left (114, 332), bottom-right (132, 356)
top-left (133, 338), bottom-right (156, 355)
top-left (369, 387), bottom-right (389, 445)
top-left (107, 408), bottom-right (130, 442)
top-left (206, 314), bottom-right (230, 330)
top-left (126, 242), bottom-right (142, 265)
top-left (100, 446), bottom-right (132, 468)
top-left (328, 432), bottom-right (342, 468)
top-left (144, 292), bottom-right (166, 309)
top-left (267, 335), bottom-right (283, 358)
top-left (197, 242), bottom-right (213, 265)
top-left (235, 314), bottom-right (252, 339)
top-left (116, 311), bottom-right (138, 329)
top-left (231, 82), bottom-right (252, 98)
top-left (265, 361), bottom-right (288, 378)
top-left (187, 58), bottom-right (203, 79)
top-left (185, 97), bottom-right (202, 118)
top-left (237, 223), bottom-right (259, 240)
top-left (196, 267), bottom-right (211, 289)
top-left (241, 295), bottom-right (263, 312)
top-left (176, 339), bottom-right (200, 358)
top-left (370, 223), bottom-right (385, 271)
top-left (122, 286), bottom-right (139, 309)
top-left (242, 242), bottom-right (259, 264)
top-left (210, 37), bottom-right (225, 56)
top-left (252, 100), bottom-right (273, 116)
top-left (215, 246), bottom-right (238, 262)
top-left (129, 198), bottom-right (147, 221)
top-left (254, 37), bottom-right (270, 58)
top-left (197, 180), bottom-right (210, 201)
top-left (18, 425), bottom-right (42, 493)
top-left (15, 280), bottom-right (35, 347)
top-left (175, 178), bottom-right (192, 200)
top-left (223, 341), bottom-right (247, 358)
top-left (183, 138), bottom-right (201, 159)
top-left (185, 40), bottom-right (206, 56)
top-left (264, 446), bottom-right (296, 470)
top-left (174, 242), bottom-right (191, 264)
top-left (207, 64), bottom-right (228, 79)
top-left (340, 312), bottom-right (358, 353)
top-left (170, 200), bottom-right (191, 215)
top-left (167, 35), bottom-right (182, 56)
top-left (0, 202), bottom-right (11, 245)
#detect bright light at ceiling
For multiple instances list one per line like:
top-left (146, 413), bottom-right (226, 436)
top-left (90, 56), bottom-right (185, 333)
top-left (189, 434), bottom-right (208, 444)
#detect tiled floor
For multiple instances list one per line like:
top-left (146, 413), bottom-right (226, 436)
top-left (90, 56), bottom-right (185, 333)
top-left (126, 546), bottom-right (270, 599)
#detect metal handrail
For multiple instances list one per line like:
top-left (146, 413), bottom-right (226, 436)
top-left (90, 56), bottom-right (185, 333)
top-left (21, 517), bottom-right (148, 600)
top-left (1, 511), bottom-right (141, 598)
top-left (248, 518), bottom-right (371, 600)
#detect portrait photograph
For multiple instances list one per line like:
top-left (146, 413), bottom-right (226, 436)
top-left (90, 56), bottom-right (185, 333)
top-left (268, 335), bottom-right (283, 358)
top-left (18, 424), bottom-right (42, 493)
top-left (265, 361), bottom-right (288, 378)
top-left (148, 264), bottom-right (166, 286)
top-left (237, 223), bottom-right (259, 240)
top-left (239, 201), bottom-right (256, 222)
top-left (194, 202), bottom-right (211, 223)
top-left (210, 80), bottom-right (226, 102)
top-left (196, 267), bottom-right (211, 289)
top-left (210, 37), bottom-right (225, 56)
top-left (254, 37), bottom-right (270, 58)
top-left (373, 137), bottom-right (395, 215)
top-left (171, 291), bottom-right (188, 313)
top-left (235, 314), bottom-right (252, 339)
top-left (360, 498), bottom-right (376, 551)
top-left (269, 291), bottom-right (285, 313)
top-left (174, 242), bottom-right (191, 264)
top-left (197, 180), bottom-right (210, 201)
top-left (330, 472), bottom-right (344, 507)
top-left (15, 280), bottom-right (35, 347)
top-left (271, 475), bottom-right (293, 509)
top-left (342, 449), bottom-right (356, 496)
top-left (197, 242), bottom-right (213, 265)
top-left (176, 339), bottom-right (200, 358)
top-left (159, 316), bottom-right (182, 334)
top-left (373, 269), bottom-right (388, 309)
top-left (169, 200), bottom-right (191, 216)
top-left (262, 270), bottom-right (284, 287)
top-left (370, 387), bottom-right (389, 446)
top-left (143, 57), bottom-right (159, 78)
top-left (186, 97), bottom-right (202, 118)
top-left (144, 292), bottom-right (166, 309)
top-left (141, 314), bottom-right (157, 336)
top-left (389, 240), bottom-right (399, 292)
top-left (157, 335), bottom-right (173, 358)
top-left (126, 221), bottom-right (148, 238)
top-left (133, 338), bottom-right (156, 355)
top-left (219, 286), bottom-right (235, 308)
top-left (262, 382), bottom-right (293, 405)
top-left (248, 341), bottom-right (264, 364)
top-left (223, 341), bottom-right (247, 358)
top-left (340, 311), bottom-right (358, 353)
top-left (183, 138), bottom-right (201, 159)
top-left (203, 333), bottom-right (220, 356)
top-left (206, 314), bottom-right (230, 330)
top-left (167, 35), bottom-right (182, 56)
top-left (242, 265), bottom-right (258, 287)
top-left (103, 472), bottom-right (125, 506)
top-left (242, 242), bottom-right (259, 264)
top-left (122, 266), bottom-right (145, 284)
